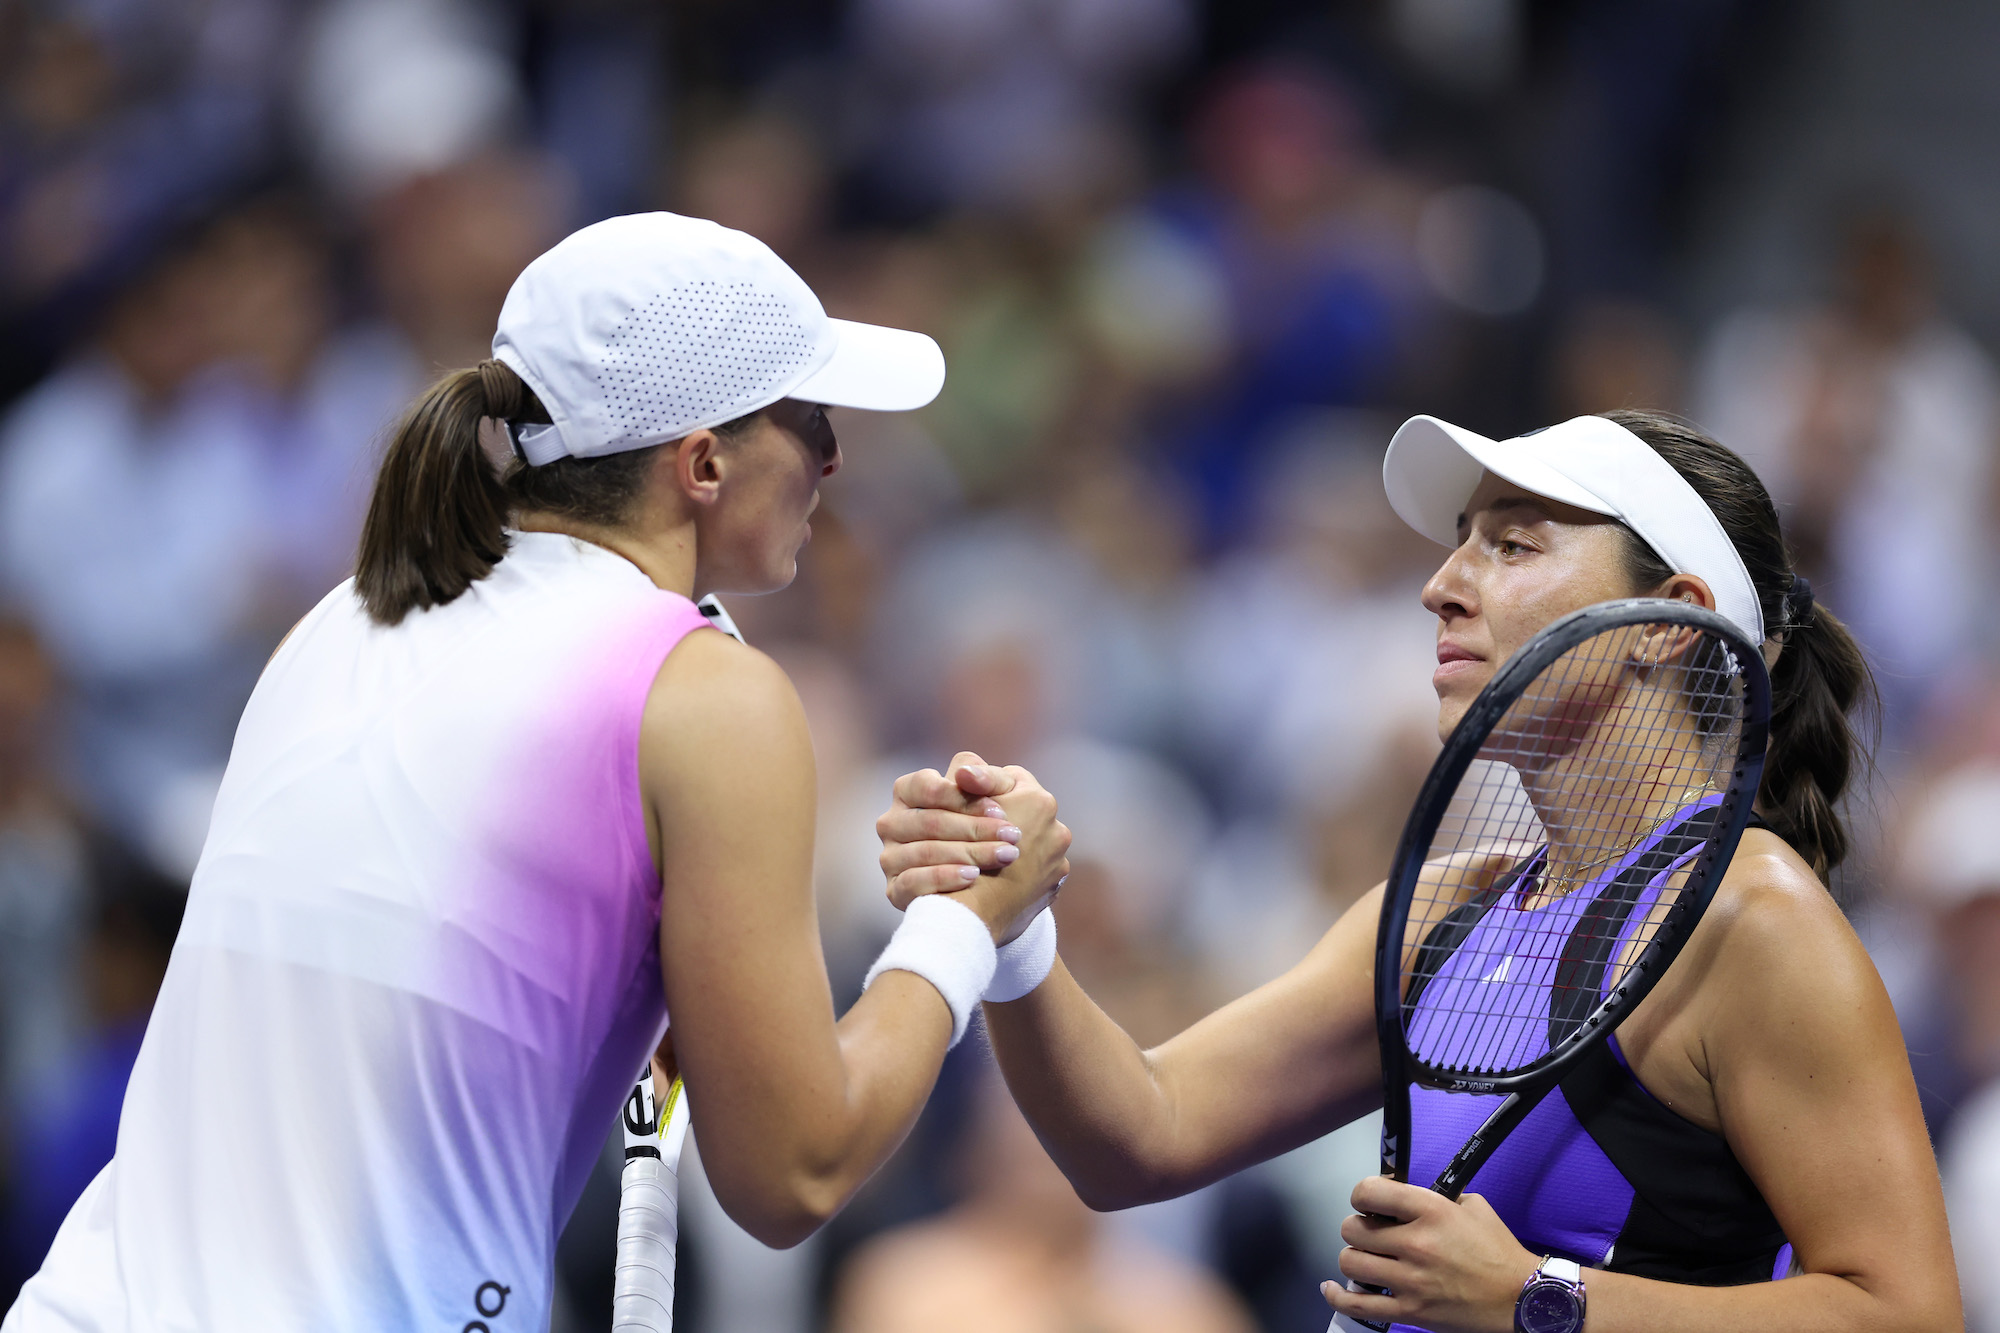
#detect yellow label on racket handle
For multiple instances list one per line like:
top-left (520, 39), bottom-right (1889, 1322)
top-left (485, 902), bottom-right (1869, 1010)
top-left (615, 1067), bottom-right (692, 1333)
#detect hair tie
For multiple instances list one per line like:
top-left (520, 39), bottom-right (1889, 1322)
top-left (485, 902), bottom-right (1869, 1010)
top-left (475, 417), bottom-right (519, 476)
top-left (1785, 573), bottom-right (1815, 630)
top-left (475, 359), bottom-right (522, 420)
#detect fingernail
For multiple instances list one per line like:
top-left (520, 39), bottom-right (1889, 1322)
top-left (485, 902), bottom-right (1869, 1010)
top-left (981, 803), bottom-right (1005, 819)
top-left (963, 765), bottom-right (987, 781)
top-left (958, 866), bottom-right (980, 881)
top-left (998, 824), bottom-right (1022, 844)
top-left (994, 844), bottom-right (1019, 865)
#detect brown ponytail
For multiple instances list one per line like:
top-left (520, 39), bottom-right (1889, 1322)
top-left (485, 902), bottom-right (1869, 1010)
top-left (357, 360), bottom-right (762, 625)
top-left (355, 361), bottom-right (519, 625)
top-left (1600, 409), bottom-right (1877, 880)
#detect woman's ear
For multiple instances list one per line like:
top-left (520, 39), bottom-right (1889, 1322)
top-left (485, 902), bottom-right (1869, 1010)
top-left (1655, 572), bottom-right (1716, 611)
top-left (671, 427), bottom-right (725, 507)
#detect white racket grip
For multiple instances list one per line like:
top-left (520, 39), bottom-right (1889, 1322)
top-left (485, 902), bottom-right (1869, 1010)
top-left (1328, 1289), bottom-right (1393, 1333)
top-left (613, 1070), bottom-right (692, 1332)
top-left (1329, 1313), bottom-right (1389, 1333)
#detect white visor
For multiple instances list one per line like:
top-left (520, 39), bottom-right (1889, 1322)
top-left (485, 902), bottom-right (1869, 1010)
top-left (1383, 414), bottom-right (1765, 643)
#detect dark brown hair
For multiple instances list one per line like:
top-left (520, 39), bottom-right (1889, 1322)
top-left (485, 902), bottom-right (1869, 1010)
top-left (1600, 409), bottom-right (1876, 879)
top-left (356, 360), bottom-right (754, 625)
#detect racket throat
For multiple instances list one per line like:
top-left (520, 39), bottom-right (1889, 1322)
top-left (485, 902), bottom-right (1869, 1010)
top-left (1431, 1083), bottom-right (1551, 1199)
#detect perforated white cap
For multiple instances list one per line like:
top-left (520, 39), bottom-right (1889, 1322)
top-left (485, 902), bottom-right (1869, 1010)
top-left (1383, 413), bottom-right (1766, 643)
top-left (491, 212), bottom-right (945, 465)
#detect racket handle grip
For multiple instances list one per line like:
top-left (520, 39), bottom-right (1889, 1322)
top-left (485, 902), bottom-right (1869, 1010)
top-left (1327, 1281), bottom-right (1395, 1333)
top-left (613, 1071), bottom-right (692, 1333)
top-left (1328, 1309), bottom-right (1393, 1333)
top-left (614, 1153), bottom-right (680, 1332)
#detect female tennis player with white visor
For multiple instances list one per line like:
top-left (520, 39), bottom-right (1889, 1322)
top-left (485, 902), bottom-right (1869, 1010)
top-left (880, 409), bottom-right (1962, 1333)
top-left (5, 213), bottom-right (1069, 1333)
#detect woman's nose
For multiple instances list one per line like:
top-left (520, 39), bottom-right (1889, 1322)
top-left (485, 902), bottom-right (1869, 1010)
top-left (1422, 544), bottom-right (1476, 619)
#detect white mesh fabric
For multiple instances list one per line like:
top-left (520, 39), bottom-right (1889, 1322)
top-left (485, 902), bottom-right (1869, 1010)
top-left (595, 278), bottom-right (823, 454)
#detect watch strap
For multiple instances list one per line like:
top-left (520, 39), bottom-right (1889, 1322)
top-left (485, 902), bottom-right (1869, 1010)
top-left (1514, 1254), bottom-right (1588, 1333)
top-left (1540, 1257), bottom-right (1583, 1285)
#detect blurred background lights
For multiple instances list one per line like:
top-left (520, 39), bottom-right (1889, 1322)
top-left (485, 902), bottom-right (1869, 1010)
top-left (1391, 0), bottom-right (1523, 95)
top-left (1416, 185), bottom-right (1547, 318)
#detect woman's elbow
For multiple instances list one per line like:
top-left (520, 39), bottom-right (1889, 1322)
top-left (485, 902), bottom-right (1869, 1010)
top-left (707, 1167), bottom-right (850, 1249)
top-left (1068, 1157), bottom-right (1183, 1213)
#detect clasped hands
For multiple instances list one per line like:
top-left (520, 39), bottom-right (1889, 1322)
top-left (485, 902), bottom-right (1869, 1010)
top-left (875, 750), bottom-right (1071, 945)
top-left (875, 753), bottom-right (1538, 1333)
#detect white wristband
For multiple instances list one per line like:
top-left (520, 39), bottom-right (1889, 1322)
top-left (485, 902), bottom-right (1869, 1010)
top-left (863, 895), bottom-right (997, 1048)
top-left (984, 908), bottom-right (1056, 1003)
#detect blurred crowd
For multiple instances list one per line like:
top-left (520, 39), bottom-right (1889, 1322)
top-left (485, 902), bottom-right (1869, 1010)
top-left (3, 1), bottom-right (2000, 1330)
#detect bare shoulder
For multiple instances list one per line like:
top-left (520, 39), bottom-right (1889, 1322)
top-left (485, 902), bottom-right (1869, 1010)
top-left (645, 625), bottom-right (804, 731)
top-left (1689, 828), bottom-right (1888, 1041)
top-left (640, 626), bottom-right (812, 788)
top-left (1697, 829), bottom-right (1859, 968)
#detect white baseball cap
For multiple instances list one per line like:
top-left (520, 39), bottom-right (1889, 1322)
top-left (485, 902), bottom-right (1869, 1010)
top-left (1382, 413), bottom-right (1765, 643)
top-left (491, 212), bottom-right (946, 466)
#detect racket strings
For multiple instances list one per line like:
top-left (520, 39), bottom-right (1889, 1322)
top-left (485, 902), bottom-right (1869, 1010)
top-left (1402, 623), bottom-right (1746, 1078)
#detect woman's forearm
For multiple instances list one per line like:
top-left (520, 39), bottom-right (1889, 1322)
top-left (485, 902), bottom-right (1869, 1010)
top-left (1583, 1269), bottom-right (1958, 1333)
top-left (697, 970), bottom-right (952, 1247)
top-left (985, 902), bottom-right (1384, 1211)
top-left (982, 960), bottom-right (1193, 1208)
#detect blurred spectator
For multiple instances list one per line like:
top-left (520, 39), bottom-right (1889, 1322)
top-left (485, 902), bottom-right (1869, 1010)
top-left (525, 0), bottom-right (667, 225)
top-left (1549, 299), bottom-right (1686, 418)
top-left (1898, 763), bottom-right (2000, 1331)
top-left (1179, 424), bottom-right (1439, 815)
top-left (0, 0), bottom-right (290, 397)
top-left (298, 0), bottom-right (522, 204)
top-left (1945, 1081), bottom-right (2000, 1333)
top-left (0, 190), bottom-right (426, 875)
top-left (677, 114), bottom-right (832, 271)
top-left (1892, 763), bottom-right (2000, 1101)
top-left (841, 0), bottom-right (1191, 224)
top-left (365, 153), bottom-right (571, 377)
top-left (196, 197), bottom-right (415, 607)
top-left (0, 224), bottom-right (270, 872)
top-left (0, 623), bottom-right (90, 1107)
top-left (1142, 65), bottom-right (1426, 548)
top-left (828, 1068), bottom-right (1255, 1333)
top-left (1695, 211), bottom-right (2000, 728)
top-left (1174, 427), bottom-right (1438, 1003)
top-left (875, 511), bottom-right (1175, 755)
top-left (3, 841), bottom-right (183, 1284)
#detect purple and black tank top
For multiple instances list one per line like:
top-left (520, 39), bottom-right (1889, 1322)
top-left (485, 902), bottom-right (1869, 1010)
top-left (1397, 805), bottom-right (1791, 1331)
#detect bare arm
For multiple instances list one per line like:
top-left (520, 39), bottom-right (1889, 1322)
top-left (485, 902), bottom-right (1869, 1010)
top-left (1330, 849), bottom-right (1963, 1333)
top-left (644, 634), bottom-right (1065, 1247)
top-left (878, 764), bottom-right (1383, 1210)
top-left (988, 904), bottom-right (1382, 1207)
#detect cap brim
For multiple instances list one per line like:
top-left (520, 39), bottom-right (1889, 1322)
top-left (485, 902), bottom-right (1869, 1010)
top-left (790, 319), bottom-right (945, 413)
top-left (1382, 414), bottom-right (1618, 546)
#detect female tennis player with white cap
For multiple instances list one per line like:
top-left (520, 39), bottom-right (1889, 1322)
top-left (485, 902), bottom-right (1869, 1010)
top-left (4, 212), bottom-right (1069, 1333)
top-left (881, 410), bottom-right (1962, 1333)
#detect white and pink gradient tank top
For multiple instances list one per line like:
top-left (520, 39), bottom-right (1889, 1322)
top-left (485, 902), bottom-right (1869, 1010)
top-left (6, 532), bottom-right (711, 1333)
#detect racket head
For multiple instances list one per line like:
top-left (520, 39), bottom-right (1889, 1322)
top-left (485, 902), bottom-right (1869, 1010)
top-left (1375, 599), bottom-right (1770, 1182)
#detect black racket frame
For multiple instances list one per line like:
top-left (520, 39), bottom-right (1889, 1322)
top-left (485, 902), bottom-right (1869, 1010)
top-left (1373, 599), bottom-right (1771, 1202)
